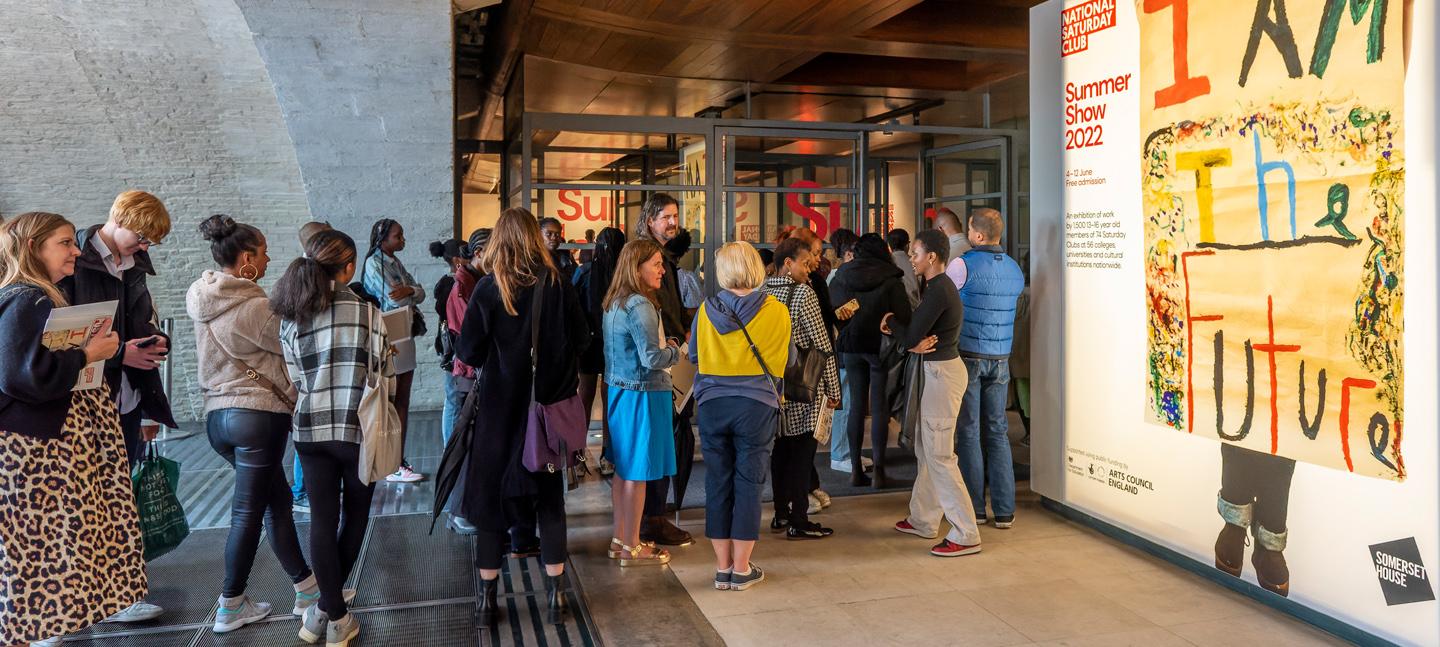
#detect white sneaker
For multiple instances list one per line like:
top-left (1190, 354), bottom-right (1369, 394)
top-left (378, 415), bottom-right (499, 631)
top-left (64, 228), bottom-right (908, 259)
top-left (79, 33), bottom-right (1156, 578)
top-left (298, 604), bottom-right (327, 644)
top-left (103, 601), bottom-right (164, 623)
top-left (293, 587), bottom-right (357, 616)
top-left (326, 612), bottom-right (360, 647)
top-left (213, 596), bottom-right (271, 633)
top-left (807, 494), bottom-right (822, 515)
top-left (829, 457), bottom-right (874, 472)
top-left (30, 638), bottom-right (62, 647)
top-left (386, 466), bottom-right (424, 483)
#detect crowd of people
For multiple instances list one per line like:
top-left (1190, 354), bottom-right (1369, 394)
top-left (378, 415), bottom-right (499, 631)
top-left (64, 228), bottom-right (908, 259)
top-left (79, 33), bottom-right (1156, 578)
top-left (0, 190), bottom-right (1025, 646)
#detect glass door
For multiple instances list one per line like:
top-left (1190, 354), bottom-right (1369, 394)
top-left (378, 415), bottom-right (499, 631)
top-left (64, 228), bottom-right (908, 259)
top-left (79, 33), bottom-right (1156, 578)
top-left (922, 138), bottom-right (1009, 243)
top-left (715, 126), bottom-right (863, 255)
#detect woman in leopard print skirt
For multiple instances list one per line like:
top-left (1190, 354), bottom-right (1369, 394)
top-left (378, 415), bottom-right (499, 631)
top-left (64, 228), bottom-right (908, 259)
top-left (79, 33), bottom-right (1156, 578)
top-left (0, 212), bottom-right (146, 646)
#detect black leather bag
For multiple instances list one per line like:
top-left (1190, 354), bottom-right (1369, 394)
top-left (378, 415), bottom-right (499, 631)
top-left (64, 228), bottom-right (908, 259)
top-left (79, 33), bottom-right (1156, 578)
top-left (781, 283), bottom-right (828, 404)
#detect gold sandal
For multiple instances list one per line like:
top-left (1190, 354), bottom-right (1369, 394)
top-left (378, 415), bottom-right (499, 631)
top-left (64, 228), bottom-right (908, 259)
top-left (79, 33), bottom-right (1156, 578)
top-left (617, 541), bottom-right (670, 567)
top-left (608, 537), bottom-right (657, 559)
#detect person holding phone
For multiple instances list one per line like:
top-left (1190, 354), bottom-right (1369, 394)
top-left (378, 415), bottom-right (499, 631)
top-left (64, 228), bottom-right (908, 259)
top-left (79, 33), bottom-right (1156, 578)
top-left (829, 233), bottom-right (912, 487)
top-left (59, 189), bottom-right (175, 625)
top-left (0, 212), bottom-right (144, 647)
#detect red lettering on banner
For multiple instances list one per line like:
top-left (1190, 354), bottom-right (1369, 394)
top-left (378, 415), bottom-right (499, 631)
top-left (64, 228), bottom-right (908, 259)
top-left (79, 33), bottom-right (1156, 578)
top-left (786, 180), bottom-right (842, 239)
top-left (1250, 295), bottom-right (1301, 455)
top-left (1339, 377), bottom-right (1377, 472)
top-left (1142, 0), bottom-right (1211, 108)
top-left (1061, 0), bottom-right (1116, 56)
top-left (554, 189), bottom-right (611, 222)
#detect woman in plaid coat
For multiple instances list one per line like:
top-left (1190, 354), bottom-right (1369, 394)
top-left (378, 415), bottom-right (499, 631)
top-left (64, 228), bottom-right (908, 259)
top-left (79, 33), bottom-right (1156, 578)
top-left (762, 237), bottom-right (840, 540)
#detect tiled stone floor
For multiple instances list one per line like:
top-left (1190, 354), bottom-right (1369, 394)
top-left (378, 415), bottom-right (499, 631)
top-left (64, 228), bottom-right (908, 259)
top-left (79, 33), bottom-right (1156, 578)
top-left (659, 489), bottom-right (1351, 647)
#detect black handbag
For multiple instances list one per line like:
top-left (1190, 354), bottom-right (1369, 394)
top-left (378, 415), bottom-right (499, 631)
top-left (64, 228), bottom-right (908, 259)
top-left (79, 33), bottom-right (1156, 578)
top-left (781, 283), bottom-right (828, 404)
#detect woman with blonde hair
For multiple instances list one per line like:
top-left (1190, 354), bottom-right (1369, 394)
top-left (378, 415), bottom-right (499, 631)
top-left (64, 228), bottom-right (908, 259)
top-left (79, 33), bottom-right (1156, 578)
top-left (457, 208), bottom-right (589, 627)
top-left (602, 239), bottom-right (681, 566)
top-left (0, 212), bottom-right (138, 647)
top-left (689, 241), bottom-right (792, 591)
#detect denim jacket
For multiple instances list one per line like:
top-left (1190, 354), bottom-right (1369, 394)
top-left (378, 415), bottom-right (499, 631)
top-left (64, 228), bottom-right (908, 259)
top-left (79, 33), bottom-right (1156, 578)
top-left (603, 293), bottom-right (680, 391)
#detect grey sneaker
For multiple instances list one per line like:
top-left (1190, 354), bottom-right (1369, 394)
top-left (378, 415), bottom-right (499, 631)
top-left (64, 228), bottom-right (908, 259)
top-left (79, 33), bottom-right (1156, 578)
top-left (29, 638), bottom-right (62, 647)
top-left (326, 612), bottom-right (360, 647)
top-left (103, 601), bottom-right (164, 623)
top-left (714, 570), bottom-right (732, 590)
top-left (728, 563), bottom-right (765, 591)
top-left (298, 604), bottom-right (327, 644)
top-left (293, 588), bottom-right (357, 616)
top-left (212, 596), bottom-right (271, 633)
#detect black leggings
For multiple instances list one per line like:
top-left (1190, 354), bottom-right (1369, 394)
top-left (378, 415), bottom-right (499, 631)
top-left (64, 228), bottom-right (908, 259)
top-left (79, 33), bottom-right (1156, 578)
top-left (476, 479), bottom-right (568, 571)
top-left (296, 441), bottom-right (375, 620)
top-left (207, 409), bottom-right (311, 598)
top-left (771, 433), bottom-right (818, 525)
top-left (843, 353), bottom-right (890, 473)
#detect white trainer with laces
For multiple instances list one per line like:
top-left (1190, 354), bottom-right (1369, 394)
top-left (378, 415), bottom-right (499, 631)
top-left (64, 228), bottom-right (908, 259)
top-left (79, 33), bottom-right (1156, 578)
top-left (294, 588), bottom-right (358, 616)
top-left (103, 601), bottom-right (164, 623)
top-left (30, 638), bottom-right (62, 647)
top-left (213, 596), bottom-right (272, 633)
top-left (386, 466), bottom-right (424, 483)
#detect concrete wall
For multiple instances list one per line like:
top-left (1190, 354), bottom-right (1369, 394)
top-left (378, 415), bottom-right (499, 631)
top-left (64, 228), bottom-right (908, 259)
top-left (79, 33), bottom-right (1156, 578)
top-left (0, 0), bottom-right (454, 420)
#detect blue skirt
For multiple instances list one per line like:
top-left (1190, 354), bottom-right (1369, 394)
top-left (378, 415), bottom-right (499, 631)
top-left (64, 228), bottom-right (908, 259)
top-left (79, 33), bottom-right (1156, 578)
top-left (606, 386), bottom-right (676, 482)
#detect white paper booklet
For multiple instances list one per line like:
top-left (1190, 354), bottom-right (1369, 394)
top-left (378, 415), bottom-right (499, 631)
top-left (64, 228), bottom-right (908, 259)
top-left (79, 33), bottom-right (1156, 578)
top-left (42, 300), bottom-right (117, 391)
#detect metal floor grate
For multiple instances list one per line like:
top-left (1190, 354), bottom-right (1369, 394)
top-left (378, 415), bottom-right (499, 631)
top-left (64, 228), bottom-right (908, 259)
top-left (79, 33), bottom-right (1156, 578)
top-left (68, 413), bottom-right (601, 647)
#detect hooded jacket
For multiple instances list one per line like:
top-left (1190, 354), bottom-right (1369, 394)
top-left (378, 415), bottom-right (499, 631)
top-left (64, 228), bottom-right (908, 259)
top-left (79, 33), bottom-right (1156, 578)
top-left (689, 290), bottom-right (793, 409)
top-left (59, 224), bottom-right (176, 427)
top-left (186, 270), bottom-right (297, 415)
top-left (829, 257), bottom-right (913, 355)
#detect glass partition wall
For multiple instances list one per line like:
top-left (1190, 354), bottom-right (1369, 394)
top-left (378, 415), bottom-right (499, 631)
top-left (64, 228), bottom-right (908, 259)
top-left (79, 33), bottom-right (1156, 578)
top-left (504, 112), bottom-right (1024, 293)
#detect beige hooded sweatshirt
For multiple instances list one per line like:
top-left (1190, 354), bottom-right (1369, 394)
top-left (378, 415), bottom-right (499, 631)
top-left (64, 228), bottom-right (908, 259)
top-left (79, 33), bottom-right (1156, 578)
top-left (185, 270), bottom-right (297, 415)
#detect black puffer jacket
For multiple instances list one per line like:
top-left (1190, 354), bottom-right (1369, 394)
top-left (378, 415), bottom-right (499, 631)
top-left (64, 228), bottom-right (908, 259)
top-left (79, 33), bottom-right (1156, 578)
top-left (829, 257), bottom-right (912, 355)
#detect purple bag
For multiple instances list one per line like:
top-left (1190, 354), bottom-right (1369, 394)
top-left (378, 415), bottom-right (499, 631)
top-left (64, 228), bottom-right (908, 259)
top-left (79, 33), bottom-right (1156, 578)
top-left (523, 394), bottom-right (588, 473)
top-left (520, 273), bottom-right (589, 474)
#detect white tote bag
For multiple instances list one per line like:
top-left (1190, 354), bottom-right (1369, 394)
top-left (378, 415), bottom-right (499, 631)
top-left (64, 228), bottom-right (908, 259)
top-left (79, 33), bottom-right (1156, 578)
top-left (357, 305), bottom-right (403, 484)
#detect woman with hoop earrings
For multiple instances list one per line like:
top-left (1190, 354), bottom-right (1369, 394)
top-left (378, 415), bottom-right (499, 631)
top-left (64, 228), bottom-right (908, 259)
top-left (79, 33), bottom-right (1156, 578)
top-left (187, 215), bottom-right (321, 633)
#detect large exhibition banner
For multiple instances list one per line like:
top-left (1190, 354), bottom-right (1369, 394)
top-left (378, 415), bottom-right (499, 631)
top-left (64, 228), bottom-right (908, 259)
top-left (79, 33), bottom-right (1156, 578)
top-left (1041, 0), bottom-right (1439, 643)
top-left (1139, 0), bottom-right (1406, 479)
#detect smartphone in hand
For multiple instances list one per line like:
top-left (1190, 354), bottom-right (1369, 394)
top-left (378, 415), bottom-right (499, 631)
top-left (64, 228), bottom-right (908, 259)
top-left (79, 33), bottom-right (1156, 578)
top-left (835, 298), bottom-right (860, 319)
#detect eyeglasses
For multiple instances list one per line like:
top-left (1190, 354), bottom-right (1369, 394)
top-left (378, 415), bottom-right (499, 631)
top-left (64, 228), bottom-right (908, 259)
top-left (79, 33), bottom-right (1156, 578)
top-left (136, 233), bottom-right (162, 247)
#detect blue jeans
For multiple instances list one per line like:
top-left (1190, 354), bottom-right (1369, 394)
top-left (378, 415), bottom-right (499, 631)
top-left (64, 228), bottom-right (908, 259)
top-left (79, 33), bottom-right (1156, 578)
top-left (956, 357), bottom-right (1015, 518)
top-left (440, 372), bottom-right (472, 513)
top-left (698, 396), bottom-right (777, 541)
top-left (291, 453), bottom-right (305, 500)
top-left (829, 368), bottom-right (852, 462)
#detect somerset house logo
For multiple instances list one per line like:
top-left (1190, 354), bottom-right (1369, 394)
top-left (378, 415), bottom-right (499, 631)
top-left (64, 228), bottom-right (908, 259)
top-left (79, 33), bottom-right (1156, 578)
top-left (1369, 538), bottom-right (1435, 606)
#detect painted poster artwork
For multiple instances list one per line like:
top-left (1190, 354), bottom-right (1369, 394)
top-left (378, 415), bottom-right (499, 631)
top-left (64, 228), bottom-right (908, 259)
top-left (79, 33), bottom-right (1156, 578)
top-left (1138, 0), bottom-right (1406, 479)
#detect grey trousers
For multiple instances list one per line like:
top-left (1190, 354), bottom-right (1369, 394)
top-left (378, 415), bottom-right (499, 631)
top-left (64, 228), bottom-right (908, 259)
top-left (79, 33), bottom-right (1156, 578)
top-left (906, 357), bottom-right (982, 546)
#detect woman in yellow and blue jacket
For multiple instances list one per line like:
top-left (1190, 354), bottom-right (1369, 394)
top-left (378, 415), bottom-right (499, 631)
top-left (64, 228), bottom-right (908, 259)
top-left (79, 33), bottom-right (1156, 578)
top-left (688, 242), bottom-right (792, 593)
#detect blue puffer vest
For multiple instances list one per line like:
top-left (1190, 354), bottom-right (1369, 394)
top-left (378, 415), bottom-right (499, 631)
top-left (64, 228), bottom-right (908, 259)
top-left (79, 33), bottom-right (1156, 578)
top-left (958, 245), bottom-right (1025, 359)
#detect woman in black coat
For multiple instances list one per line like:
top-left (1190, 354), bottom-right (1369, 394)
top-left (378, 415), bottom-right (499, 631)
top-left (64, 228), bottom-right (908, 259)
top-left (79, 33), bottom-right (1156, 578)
top-left (829, 233), bottom-right (912, 487)
top-left (456, 208), bottom-right (588, 629)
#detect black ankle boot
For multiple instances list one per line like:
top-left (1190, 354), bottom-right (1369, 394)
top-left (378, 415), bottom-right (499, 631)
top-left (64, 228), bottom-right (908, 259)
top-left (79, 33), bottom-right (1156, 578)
top-left (543, 573), bottom-right (566, 625)
top-left (476, 577), bottom-right (499, 628)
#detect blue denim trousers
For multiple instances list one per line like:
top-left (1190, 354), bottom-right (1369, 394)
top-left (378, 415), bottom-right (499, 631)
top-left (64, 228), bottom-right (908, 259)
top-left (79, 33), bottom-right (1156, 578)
top-left (955, 357), bottom-right (1015, 517)
top-left (698, 396), bottom-right (777, 541)
top-left (829, 368), bottom-right (852, 462)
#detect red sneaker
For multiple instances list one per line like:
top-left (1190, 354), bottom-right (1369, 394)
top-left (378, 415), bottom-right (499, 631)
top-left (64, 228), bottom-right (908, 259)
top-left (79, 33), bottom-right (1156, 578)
top-left (930, 539), bottom-right (982, 557)
top-left (894, 519), bottom-right (937, 539)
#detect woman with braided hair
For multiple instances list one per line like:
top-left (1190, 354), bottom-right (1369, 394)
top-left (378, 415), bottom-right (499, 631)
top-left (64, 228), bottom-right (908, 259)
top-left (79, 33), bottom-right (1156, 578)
top-left (360, 218), bottom-right (427, 484)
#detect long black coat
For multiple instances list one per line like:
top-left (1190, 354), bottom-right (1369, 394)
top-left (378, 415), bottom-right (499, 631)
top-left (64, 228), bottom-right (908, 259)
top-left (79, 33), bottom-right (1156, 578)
top-left (58, 225), bottom-right (176, 427)
top-left (455, 270), bottom-right (589, 532)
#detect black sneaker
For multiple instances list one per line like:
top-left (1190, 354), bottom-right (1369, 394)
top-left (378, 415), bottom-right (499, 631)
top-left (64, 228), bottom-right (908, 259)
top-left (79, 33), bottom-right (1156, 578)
top-left (769, 517), bottom-right (790, 533)
top-left (714, 571), bottom-right (732, 591)
top-left (785, 522), bottom-right (834, 540)
top-left (993, 515), bottom-right (1014, 529)
top-left (728, 563), bottom-right (765, 591)
top-left (976, 513), bottom-right (988, 525)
